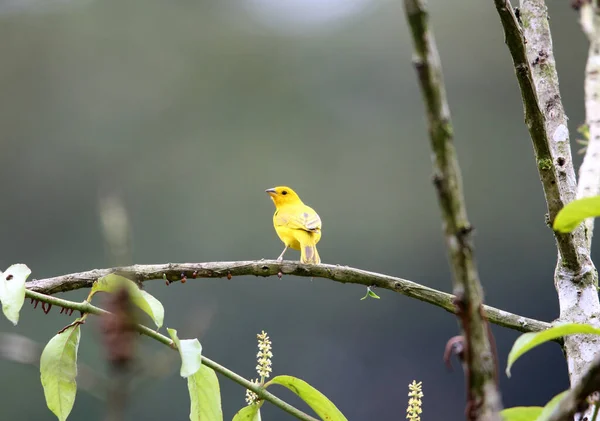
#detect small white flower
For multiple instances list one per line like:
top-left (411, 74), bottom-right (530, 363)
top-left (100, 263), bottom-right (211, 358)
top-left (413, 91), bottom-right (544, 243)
top-left (255, 331), bottom-right (273, 381)
top-left (406, 380), bottom-right (423, 421)
top-left (245, 378), bottom-right (260, 406)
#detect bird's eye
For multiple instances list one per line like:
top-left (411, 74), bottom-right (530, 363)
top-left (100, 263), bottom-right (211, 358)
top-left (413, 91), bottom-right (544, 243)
top-left (282, 190), bottom-right (288, 195)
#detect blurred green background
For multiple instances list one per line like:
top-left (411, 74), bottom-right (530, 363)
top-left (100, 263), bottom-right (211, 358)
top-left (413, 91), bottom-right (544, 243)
top-left (0, 0), bottom-right (590, 419)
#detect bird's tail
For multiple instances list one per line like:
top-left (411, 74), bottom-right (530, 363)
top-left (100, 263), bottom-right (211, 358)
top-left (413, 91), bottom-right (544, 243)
top-left (299, 236), bottom-right (321, 264)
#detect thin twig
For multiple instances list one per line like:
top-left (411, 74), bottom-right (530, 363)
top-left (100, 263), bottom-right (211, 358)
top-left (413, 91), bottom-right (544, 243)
top-left (404, 0), bottom-right (503, 419)
top-left (24, 289), bottom-right (319, 421)
top-left (592, 402), bottom-right (600, 421)
top-left (545, 354), bottom-right (600, 421)
top-left (23, 261), bottom-right (550, 334)
top-left (493, 0), bottom-right (600, 391)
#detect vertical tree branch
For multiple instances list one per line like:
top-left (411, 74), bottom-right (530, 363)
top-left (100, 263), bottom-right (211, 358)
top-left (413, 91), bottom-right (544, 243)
top-left (577, 1), bottom-right (600, 247)
top-left (403, 1), bottom-right (503, 419)
top-left (493, 0), bottom-right (600, 402)
top-left (495, 0), bottom-right (583, 269)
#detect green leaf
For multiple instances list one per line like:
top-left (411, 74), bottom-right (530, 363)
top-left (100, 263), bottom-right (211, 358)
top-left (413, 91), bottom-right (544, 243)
top-left (499, 391), bottom-right (568, 421)
top-left (265, 375), bottom-right (347, 421)
top-left (232, 405), bottom-right (261, 421)
top-left (553, 196), bottom-right (600, 233)
top-left (367, 289), bottom-right (380, 299)
top-left (137, 289), bottom-right (164, 329)
top-left (507, 323), bottom-right (600, 376)
top-left (500, 407), bottom-right (542, 421)
top-left (188, 365), bottom-right (223, 421)
top-left (536, 391), bottom-right (568, 421)
top-left (168, 328), bottom-right (217, 420)
top-left (167, 328), bottom-right (203, 378)
top-left (0, 264), bottom-right (31, 325)
top-left (94, 274), bottom-right (164, 329)
top-left (578, 123), bottom-right (590, 138)
top-left (360, 287), bottom-right (380, 301)
top-left (40, 323), bottom-right (81, 421)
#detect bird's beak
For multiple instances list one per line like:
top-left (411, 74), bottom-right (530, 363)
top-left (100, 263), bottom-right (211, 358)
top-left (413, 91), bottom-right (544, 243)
top-left (265, 188), bottom-right (276, 196)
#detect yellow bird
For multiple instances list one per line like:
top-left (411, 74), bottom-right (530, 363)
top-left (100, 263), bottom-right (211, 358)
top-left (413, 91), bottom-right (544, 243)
top-left (265, 186), bottom-right (322, 264)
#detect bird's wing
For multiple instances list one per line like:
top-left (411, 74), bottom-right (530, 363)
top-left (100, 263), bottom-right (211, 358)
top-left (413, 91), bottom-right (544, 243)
top-left (275, 207), bottom-right (321, 232)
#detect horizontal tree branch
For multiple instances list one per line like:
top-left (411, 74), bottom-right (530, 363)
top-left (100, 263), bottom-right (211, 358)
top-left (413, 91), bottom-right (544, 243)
top-left (25, 260), bottom-right (551, 334)
top-left (25, 289), bottom-right (319, 421)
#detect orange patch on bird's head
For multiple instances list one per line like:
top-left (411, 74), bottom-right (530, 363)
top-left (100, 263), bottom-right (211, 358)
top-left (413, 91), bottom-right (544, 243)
top-left (265, 186), bottom-right (302, 207)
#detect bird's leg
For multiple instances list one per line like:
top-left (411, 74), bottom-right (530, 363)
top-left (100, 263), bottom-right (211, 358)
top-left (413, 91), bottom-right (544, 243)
top-left (276, 246), bottom-right (288, 262)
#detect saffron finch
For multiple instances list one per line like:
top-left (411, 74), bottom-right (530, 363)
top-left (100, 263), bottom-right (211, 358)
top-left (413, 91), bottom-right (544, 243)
top-left (265, 186), bottom-right (322, 264)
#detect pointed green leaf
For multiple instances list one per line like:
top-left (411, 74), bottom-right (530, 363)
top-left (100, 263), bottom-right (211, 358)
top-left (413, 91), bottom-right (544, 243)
top-left (360, 287), bottom-right (380, 301)
top-left (188, 365), bottom-right (223, 421)
top-left (507, 324), bottom-right (600, 376)
top-left (0, 264), bottom-right (31, 325)
top-left (553, 196), bottom-right (600, 233)
top-left (40, 323), bottom-right (81, 421)
top-left (232, 405), bottom-right (261, 421)
top-left (94, 274), bottom-right (164, 328)
top-left (367, 289), bottom-right (380, 299)
top-left (265, 375), bottom-right (347, 421)
top-left (536, 391), bottom-right (568, 421)
top-left (167, 328), bottom-right (202, 378)
top-left (499, 407), bottom-right (542, 421)
top-left (137, 289), bottom-right (164, 329)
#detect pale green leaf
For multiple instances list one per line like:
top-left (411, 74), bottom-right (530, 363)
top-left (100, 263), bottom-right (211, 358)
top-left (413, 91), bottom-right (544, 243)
top-left (232, 405), bottom-right (261, 421)
top-left (0, 264), bottom-right (31, 325)
top-left (500, 406), bottom-right (543, 421)
top-left (91, 274), bottom-right (117, 294)
top-left (367, 289), bottom-right (380, 299)
top-left (536, 391), bottom-right (568, 421)
top-left (40, 323), bottom-right (81, 421)
top-left (188, 365), bottom-right (223, 421)
top-left (265, 375), bottom-right (347, 421)
top-left (94, 274), bottom-right (164, 328)
top-left (507, 324), bottom-right (600, 376)
top-left (500, 407), bottom-right (542, 421)
top-left (553, 196), bottom-right (600, 233)
top-left (498, 391), bottom-right (568, 421)
top-left (138, 289), bottom-right (165, 329)
top-left (167, 328), bottom-right (203, 378)
top-left (360, 287), bottom-right (380, 301)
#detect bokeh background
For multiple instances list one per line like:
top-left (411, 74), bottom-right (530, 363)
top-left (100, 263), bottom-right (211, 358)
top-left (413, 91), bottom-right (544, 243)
top-left (0, 0), bottom-right (591, 419)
